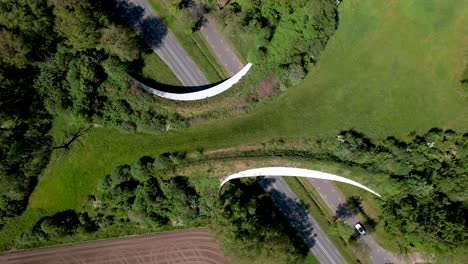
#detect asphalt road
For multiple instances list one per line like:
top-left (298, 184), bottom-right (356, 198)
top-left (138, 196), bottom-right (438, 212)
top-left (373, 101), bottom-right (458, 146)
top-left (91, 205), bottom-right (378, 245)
top-left (200, 20), bottom-right (243, 76)
top-left (122, 0), bottom-right (209, 86)
top-left (258, 177), bottom-right (347, 264)
top-left (309, 179), bottom-right (400, 264)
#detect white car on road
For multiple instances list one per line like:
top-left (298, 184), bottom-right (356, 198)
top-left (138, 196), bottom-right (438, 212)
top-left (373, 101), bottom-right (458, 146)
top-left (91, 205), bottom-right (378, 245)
top-left (354, 222), bottom-right (366, 236)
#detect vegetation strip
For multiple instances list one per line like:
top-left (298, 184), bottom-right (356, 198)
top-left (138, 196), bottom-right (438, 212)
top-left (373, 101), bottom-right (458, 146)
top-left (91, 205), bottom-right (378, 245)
top-left (133, 63), bottom-right (252, 101)
top-left (1, 0), bottom-right (466, 262)
top-left (221, 167), bottom-right (382, 197)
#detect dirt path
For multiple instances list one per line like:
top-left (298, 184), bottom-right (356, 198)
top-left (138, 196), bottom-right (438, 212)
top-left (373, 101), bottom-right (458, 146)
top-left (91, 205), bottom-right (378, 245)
top-left (0, 228), bottom-right (229, 264)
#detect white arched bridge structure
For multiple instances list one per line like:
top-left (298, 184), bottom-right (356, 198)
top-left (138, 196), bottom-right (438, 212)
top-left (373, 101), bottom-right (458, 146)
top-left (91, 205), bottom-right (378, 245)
top-left (133, 63), bottom-right (253, 101)
top-left (220, 167), bottom-right (382, 198)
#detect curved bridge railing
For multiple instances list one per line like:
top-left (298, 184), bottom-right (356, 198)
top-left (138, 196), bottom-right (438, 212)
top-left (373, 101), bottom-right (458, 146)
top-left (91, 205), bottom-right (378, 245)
top-left (133, 63), bottom-right (253, 101)
top-left (220, 167), bottom-right (382, 197)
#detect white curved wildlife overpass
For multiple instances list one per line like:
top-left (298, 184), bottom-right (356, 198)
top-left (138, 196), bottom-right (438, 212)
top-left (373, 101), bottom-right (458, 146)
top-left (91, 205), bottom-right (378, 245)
top-left (134, 63), bottom-right (252, 101)
top-left (220, 167), bottom-right (382, 197)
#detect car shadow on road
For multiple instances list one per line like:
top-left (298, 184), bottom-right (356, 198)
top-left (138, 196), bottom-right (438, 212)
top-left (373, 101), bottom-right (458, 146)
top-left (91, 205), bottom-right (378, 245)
top-left (257, 177), bottom-right (317, 250)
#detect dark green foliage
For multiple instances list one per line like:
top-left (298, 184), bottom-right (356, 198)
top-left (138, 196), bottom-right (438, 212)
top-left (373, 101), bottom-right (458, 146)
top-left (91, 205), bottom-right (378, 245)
top-left (0, 0), bottom-right (186, 229)
top-left (219, 178), bottom-right (309, 261)
top-left (0, 0), bottom-right (53, 38)
top-left (96, 154), bottom-right (197, 227)
top-left (131, 156), bottom-right (155, 182)
top-left (318, 129), bottom-right (467, 252)
top-left (0, 52), bottom-right (52, 229)
top-left (66, 54), bottom-right (103, 115)
top-left (28, 152), bottom-right (306, 262)
top-left (39, 210), bottom-right (81, 237)
top-left (0, 0), bottom-right (55, 62)
top-left (216, 0), bottom-right (338, 88)
top-left (101, 57), bottom-right (131, 89)
top-left (34, 49), bottom-right (72, 114)
top-left (18, 210), bottom-right (98, 247)
top-left (0, 30), bottom-right (31, 68)
top-left (52, 1), bottom-right (106, 52)
top-left (100, 24), bottom-right (140, 61)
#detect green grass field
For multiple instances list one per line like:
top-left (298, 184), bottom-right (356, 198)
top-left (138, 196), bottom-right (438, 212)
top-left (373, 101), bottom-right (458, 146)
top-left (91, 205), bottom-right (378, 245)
top-left (1, 0), bottom-right (466, 251)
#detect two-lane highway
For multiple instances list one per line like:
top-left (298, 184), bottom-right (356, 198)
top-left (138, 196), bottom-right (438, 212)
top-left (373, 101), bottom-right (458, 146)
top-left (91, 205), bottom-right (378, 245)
top-left (119, 0), bottom-right (209, 86)
top-left (257, 176), bottom-right (347, 264)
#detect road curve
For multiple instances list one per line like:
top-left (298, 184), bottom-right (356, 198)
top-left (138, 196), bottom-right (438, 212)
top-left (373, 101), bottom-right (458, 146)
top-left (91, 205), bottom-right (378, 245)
top-left (133, 63), bottom-right (252, 101)
top-left (257, 176), bottom-right (347, 264)
top-left (220, 167), bottom-right (382, 197)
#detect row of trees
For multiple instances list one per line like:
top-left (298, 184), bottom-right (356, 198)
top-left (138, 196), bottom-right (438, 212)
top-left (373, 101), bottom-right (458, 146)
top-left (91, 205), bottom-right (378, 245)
top-left (317, 129), bottom-right (467, 254)
top-left (15, 129), bottom-right (467, 259)
top-left (0, 0), bottom-right (186, 228)
top-left (203, 0), bottom-right (338, 89)
top-left (20, 152), bottom-right (309, 263)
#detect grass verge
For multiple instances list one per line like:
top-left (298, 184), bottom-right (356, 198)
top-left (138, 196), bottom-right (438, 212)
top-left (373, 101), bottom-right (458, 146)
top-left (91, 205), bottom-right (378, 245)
top-left (147, 0), bottom-right (226, 82)
top-left (2, 0), bottom-right (467, 254)
top-left (284, 177), bottom-right (369, 264)
top-left (140, 51), bottom-right (182, 86)
top-left (334, 182), bottom-right (402, 254)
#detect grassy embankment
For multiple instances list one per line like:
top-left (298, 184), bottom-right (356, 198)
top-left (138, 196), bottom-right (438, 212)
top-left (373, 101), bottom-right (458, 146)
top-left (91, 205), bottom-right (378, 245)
top-left (140, 52), bottom-right (182, 86)
top-left (147, 0), bottom-right (226, 82)
top-left (0, 0), bottom-right (466, 252)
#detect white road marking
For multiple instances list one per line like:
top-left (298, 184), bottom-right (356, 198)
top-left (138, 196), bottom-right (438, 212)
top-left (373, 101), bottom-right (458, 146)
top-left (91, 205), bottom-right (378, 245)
top-left (162, 39), bottom-right (198, 85)
top-left (315, 240), bottom-right (337, 264)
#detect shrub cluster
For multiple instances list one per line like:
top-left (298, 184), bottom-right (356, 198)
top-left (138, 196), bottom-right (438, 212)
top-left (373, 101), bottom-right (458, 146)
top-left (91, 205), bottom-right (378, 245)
top-left (318, 129), bottom-right (467, 252)
top-left (20, 152), bottom-right (309, 263)
top-left (0, 0), bottom-right (186, 227)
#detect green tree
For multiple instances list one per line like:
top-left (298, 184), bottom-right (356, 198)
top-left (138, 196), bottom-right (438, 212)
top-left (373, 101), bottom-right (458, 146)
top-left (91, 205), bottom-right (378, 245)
top-left (101, 57), bottom-right (131, 89)
top-left (34, 49), bottom-right (72, 114)
top-left (0, 0), bottom-right (53, 39)
top-left (53, 4), bottom-right (104, 51)
top-left (39, 210), bottom-right (80, 237)
top-left (0, 30), bottom-right (31, 68)
top-left (100, 24), bottom-right (140, 61)
top-left (65, 55), bottom-right (102, 114)
top-left (156, 177), bottom-right (199, 226)
top-left (131, 157), bottom-right (154, 182)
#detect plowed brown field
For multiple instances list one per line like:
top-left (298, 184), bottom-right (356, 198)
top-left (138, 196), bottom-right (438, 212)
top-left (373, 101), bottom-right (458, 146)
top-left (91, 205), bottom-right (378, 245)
top-left (0, 228), bottom-right (229, 264)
